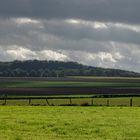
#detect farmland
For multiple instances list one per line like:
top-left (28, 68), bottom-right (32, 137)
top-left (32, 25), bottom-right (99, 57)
top-left (0, 77), bottom-right (140, 139)
top-left (0, 106), bottom-right (140, 140)
top-left (1, 80), bottom-right (140, 88)
top-left (0, 77), bottom-right (140, 106)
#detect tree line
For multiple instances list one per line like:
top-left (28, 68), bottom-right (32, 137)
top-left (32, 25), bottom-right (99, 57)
top-left (0, 60), bottom-right (139, 77)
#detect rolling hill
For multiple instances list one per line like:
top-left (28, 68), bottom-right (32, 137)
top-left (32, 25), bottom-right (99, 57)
top-left (0, 60), bottom-right (139, 77)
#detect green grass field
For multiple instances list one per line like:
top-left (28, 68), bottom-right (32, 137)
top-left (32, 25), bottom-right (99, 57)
top-left (0, 106), bottom-right (140, 140)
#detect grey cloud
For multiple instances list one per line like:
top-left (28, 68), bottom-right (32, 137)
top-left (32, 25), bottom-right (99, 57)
top-left (0, 0), bottom-right (140, 24)
top-left (1, 18), bottom-right (140, 53)
top-left (0, 47), bottom-right (11, 61)
top-left (0, 18), bottom-right (113, 52)
top-left (42, 20), bottom-right (140, 45)
top-left (63, 48), bottom-right (140, 73)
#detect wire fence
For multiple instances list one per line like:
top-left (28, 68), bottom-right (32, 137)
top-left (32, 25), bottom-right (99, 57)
top-left (0, 95), bottom-right (140, 106)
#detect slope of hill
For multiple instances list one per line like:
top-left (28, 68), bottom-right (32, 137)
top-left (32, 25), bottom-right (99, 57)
top-left (0, 60), bottom-right (139, 77)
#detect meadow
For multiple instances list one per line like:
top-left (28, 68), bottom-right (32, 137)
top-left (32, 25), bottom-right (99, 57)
top-left (0, 106), bottom-right (140, 140)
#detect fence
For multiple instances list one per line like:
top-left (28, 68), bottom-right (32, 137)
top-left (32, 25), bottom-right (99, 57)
top-left (0, 94), bottom-right (140, 106)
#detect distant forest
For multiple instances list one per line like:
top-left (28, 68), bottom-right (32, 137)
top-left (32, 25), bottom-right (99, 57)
top-left (0, 60), bottom-right (139, 77)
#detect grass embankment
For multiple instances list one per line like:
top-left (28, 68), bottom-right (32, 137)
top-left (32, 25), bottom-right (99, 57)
top-left (0, 106), bottom-right (140, 140)
top-left (1, 81), bottom-right (140, 88)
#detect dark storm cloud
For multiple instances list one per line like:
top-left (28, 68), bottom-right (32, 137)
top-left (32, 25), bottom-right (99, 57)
top-left (0, 0), bottom-right (140, 24)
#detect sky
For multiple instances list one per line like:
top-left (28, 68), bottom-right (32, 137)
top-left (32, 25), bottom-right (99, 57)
top-left (0, 0), bottom-right (140, 72)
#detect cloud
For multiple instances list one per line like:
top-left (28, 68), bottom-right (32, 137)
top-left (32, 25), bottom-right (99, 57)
top-left (3, 45), bottom-right (69, 62)
top-left (38, 50), bottom-right (69, 61)
top-left (0, 0), bottom-right (140, 24)
top-left (14, 18), bottom-right (40, 24)
top-left (1, 18), bottom-right (140, 51)
top-left (41, 19), bottom-right (140, 45)
top-left (6, 46), bottom-right (37, 60)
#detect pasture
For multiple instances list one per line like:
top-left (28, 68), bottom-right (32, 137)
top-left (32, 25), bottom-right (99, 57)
top-left (0, 106), bottom-right (140, 140)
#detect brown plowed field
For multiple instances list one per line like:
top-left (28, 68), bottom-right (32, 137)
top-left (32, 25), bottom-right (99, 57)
top-left (1, 77), bottom-right (140, 83)
top-left (0, 87), bottom-right (140, 96)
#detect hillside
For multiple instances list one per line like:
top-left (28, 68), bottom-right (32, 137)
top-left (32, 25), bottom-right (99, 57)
top-left (0, 60), bottom-right (139, 77)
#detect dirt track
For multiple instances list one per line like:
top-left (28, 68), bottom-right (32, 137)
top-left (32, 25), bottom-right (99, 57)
top-left (0, 87), bottom-right (140, 96)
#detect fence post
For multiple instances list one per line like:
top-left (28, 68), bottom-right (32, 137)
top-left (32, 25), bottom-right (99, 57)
top-left (130, 98), bottom-right (133, 107)
top-left (91, 98), bottom-right (93, 106)
top-left (46, 98), bottom-right (50, 106)
top-left (4, 95), bottom-right (7, 105)
top-left (70, 97), bottom-right (72, 105)
top-left (29, 98), bottom-right (31, 105)
top-left (107, 99), bottom-right (109, 106)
